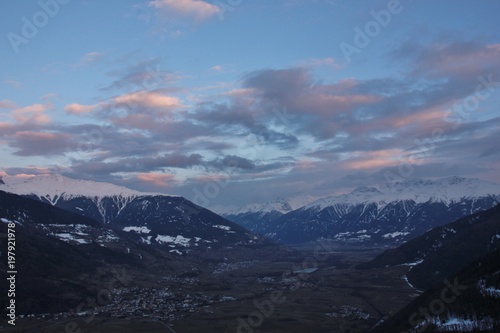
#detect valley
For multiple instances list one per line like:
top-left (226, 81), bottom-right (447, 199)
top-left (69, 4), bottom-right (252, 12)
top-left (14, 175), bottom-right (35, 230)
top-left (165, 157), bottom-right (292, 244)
top-left (1, 244), bottom-right (419, 333)
top-left (1, 175), bottom-right (499, 333)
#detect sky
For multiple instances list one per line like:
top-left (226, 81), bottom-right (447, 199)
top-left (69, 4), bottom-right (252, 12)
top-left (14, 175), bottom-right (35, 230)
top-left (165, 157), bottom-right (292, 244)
top-left (1, 0), bottom-right (500, 209)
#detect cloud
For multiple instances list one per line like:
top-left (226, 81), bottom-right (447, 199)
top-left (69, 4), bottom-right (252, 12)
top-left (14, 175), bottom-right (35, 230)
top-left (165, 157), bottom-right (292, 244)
top-left (300, 57), bottom-right (343, 70)
top-left (11, 131), bottom-right (72, 156)
top-left (220, 155), bottom-right (255, 170)
top-left (11, 103), bottom-right (51, 125)
top-left (209, 65), bottom-right (224, 72)
top-left (64, 90), bottom-right (182, 124)
top-left (112, 91), bottom-right (181, 110)
top-left (65, 103), bottom-right (101, 115)
top-left (4, 80), bottom-right (23, 89)
top-left (73, 52), bottom-right (105, 68)
top-left (340, 149), bottom-right (402, 170)
top-left (243, 67), bottom-right (313, 99)
top-left (136, 173), bottom-right (177, 187)
top-left (394, 41), bottom-right (500, 78)
top-left (70, 153), bottom-right (204, 176)
top-left (4, 37), bottom-right (499, 206)
top-left (102, 58), bottom-right (179, 92)
top-left (148, 0), bottom-right (220, 21)
top-left (0, 100), bottom-right (17, 109)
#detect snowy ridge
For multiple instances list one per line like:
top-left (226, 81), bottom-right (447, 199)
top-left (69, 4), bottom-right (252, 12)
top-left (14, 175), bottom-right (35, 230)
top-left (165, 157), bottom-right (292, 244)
top-left (216, 194), bottom-right (320, 215)
top-left (222, 199), bottom-right (293, 215)
top-left (304, 176), bottom-right (500, 211)
top-left (0, 174), bottom-right (178, 204)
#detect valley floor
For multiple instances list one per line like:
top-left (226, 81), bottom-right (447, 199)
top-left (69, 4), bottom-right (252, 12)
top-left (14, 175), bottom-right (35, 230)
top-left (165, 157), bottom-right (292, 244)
top-left (2, 244), bottom-right (420, 333)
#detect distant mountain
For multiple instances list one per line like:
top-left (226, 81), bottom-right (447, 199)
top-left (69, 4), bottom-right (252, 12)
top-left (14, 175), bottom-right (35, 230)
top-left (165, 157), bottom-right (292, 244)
top-left (257, 177), bottom-right (500, 244)
top-left (221, 198), bottom-right (293, 231)
top-left (370, 248), bottom-right (500, 333)
top-left (359, 203), bottom-right (500, 290)
top-left (0, 174), bottom-right (268, 254)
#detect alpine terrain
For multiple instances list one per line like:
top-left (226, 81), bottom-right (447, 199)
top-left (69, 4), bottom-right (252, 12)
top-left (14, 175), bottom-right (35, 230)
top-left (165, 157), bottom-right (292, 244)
top-left (224, 177), bottom-right (500, 245)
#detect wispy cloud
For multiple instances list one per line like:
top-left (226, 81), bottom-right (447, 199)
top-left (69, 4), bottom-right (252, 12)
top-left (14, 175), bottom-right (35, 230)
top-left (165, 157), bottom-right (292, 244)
top-left (4, 79), bottom-right (23, 89)
top-left (72, 51), bottom-right (106, 68)
top-left (148, 0), bottom-right (220, 21)
top-left (65, 103), bottom-right (101, 115)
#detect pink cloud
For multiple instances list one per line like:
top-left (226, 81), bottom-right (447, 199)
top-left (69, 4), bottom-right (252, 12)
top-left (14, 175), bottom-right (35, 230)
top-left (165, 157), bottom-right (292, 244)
top-left (65, 103), bottom-right (100, 115)
top-left (391, 108), bottom-right (446, 129)
top-left (341, 149), bottom-right (402, 170)
top-left (12, 104), bottom-right (51, 125)
top-left (296, 93), bottom-right (382, 116)
top-left (113, 91), bottom-right (181, 110)
top-left (415, 42), bottom-right (500, 77)
top-left (0, 100), bottom-right (17, 109)
top-left (136, 172), bottom-right (176, 187)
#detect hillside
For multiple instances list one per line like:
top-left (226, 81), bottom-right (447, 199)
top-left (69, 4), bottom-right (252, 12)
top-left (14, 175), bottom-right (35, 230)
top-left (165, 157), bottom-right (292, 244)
top-left (358, 204), bottom-right (500, 290)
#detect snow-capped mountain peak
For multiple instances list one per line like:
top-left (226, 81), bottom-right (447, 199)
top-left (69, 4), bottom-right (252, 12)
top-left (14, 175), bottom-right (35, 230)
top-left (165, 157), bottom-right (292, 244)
top-left (222, 198), bottom-right (293, 215)
top-left (305, 177), bottom-right (500, 211)
top-left (0, 174), bottom-right (177, 205)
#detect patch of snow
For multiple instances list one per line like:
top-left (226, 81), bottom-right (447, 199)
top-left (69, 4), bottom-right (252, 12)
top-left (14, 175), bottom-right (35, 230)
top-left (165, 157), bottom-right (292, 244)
top-left (402, 259), bottom-right (424, 267)
top-left (212, 224), bottom-right (231, 231)
top-left (52, 233), bottom-right (90, 244)
top-left (383, 231), bottom-right (410, 239)
top-left (478, 279), bottom-right (500, 299)
top-left (169, 249), bottom-right (183, 255)
top-left (156, 235), bottom-right (191, 247)
top-left (421, 315), bottom-right (497, 332)
top-left (141, 236), bottom-right (152, 244)
top-left (356, 234), bottom-right (371, 239)
top-left (123, 226), bottom-right (151, 234)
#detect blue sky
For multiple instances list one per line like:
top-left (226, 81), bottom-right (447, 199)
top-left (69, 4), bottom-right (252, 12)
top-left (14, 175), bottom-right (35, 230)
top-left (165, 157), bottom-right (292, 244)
top-left (1, 0), bottom-right (500, 208)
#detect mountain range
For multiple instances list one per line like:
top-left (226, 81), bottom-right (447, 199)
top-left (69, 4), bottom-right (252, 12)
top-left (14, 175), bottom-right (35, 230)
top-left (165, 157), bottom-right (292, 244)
top-left (222, 176), bottom-right (500, 244)
top-left (1, 173), bottom-right (499, 332)
top-left (0, 176), bottom-right (290, 319)
top-left (0, 174), bottom-right (268, 254)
